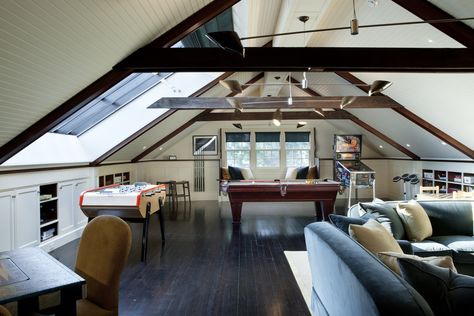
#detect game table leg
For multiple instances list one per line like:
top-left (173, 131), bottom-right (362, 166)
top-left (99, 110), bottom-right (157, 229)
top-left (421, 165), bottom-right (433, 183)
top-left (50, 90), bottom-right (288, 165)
top-left (158, 198), bottom-right (165, 242)
top-left (141, 202), bottom-right (151, 262)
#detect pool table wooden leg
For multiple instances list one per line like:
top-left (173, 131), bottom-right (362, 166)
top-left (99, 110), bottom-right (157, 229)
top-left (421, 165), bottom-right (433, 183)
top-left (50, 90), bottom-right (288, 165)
top-left (314, 201), bottom-right (323, 221)
top-left (230, 202), bottom-right (242, 223)
top-left (320, 200), bottom-right (335, 221)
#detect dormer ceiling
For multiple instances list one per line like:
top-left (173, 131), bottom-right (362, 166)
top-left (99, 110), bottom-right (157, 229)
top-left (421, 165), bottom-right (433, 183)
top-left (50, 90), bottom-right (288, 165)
top-left (0, 0), bottom-right (473, 168)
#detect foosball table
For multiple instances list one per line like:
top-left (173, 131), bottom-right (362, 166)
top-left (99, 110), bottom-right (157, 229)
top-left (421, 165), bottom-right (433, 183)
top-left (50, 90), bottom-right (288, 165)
top-left (79, 182), bottom-right (166, 262)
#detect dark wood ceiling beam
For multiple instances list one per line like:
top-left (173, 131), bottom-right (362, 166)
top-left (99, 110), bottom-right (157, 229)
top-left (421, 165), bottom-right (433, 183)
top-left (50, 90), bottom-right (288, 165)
top-left (89, 72), bottom-right (235, 166)
top-left (335, 71), bottom-right (474, 160)
top-left (0, 0), bottom-right (239, 165)
top-left (131, 71), bottom-right (264, 162)
top-left (114, 47), bottom-right (474, 72)
top-left (145, 0), bottom-right (240, 49)
top-left (198, 111), bottom-right (349, 121)
top-left (392, 0), bottom-right (474, 48)
top-left (150, 95), bottom-right (400, 109)
top-left (291, 77), bottom-right (420, 159)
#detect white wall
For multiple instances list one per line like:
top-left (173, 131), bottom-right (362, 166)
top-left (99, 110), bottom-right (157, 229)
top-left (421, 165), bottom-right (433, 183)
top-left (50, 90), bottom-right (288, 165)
top-left (0, 167), bottom-right (93, 191)
top-left (137, 160), bottom-right (220, 201)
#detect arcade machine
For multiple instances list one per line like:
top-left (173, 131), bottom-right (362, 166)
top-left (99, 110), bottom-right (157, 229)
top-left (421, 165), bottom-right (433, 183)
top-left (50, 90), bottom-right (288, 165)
top-left (333, 135), bottom-right (375, 210)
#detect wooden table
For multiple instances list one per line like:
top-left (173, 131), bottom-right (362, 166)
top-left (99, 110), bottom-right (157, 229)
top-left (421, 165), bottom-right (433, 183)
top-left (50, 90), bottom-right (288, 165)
top-left (220, 179), bottom-right (340, 223)
top-left (0, 247), bottom-right (85, 316)
top-left (80, 183), bottom-right (166, 262)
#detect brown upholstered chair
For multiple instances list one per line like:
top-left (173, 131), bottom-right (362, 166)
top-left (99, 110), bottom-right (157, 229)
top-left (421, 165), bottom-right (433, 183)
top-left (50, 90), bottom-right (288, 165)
top-left (75, 215), bottom-right (132, 316)
top-left (0, 305), bottom-right (11, 316)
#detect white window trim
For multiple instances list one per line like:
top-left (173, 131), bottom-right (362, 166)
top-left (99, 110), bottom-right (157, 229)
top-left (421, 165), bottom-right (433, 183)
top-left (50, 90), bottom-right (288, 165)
top-left (223, 129), bottom-right (315, 174)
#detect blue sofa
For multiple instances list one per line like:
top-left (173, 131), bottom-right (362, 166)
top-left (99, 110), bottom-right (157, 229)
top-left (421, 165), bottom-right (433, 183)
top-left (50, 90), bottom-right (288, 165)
top-left (304, 222), bottom-right (434, 316)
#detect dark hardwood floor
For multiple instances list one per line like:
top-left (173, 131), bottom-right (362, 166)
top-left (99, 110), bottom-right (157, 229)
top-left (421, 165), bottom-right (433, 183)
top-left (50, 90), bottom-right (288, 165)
top-left (50, 200), bottom-right (350, 316)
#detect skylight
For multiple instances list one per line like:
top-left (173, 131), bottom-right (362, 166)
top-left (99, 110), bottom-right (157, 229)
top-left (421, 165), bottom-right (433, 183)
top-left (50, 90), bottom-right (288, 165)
top-left (51, 72), bottom-right (171, 136)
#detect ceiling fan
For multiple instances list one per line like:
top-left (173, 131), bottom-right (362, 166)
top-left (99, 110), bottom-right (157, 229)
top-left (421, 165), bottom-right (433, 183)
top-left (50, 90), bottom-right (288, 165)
top-left (220, 76), bottom-right (392, 111)
top-left (206, 16), bottom-right (474, 57)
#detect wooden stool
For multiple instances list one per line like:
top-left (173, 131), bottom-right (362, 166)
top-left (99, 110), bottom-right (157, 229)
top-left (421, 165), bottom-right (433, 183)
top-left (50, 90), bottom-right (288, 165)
top-left (175, 180), bottom-right (191, 209)
top-left (156, 180), bottom-right (177, 212)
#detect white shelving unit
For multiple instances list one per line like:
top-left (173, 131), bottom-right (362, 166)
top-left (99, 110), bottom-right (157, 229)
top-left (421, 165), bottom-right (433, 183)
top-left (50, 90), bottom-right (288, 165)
top-left (422, 169), bottom-right (474, 193)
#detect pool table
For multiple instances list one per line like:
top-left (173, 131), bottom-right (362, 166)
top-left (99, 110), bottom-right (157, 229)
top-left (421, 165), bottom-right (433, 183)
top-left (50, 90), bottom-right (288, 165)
top-left (220, 179), bottom-right (340, 223)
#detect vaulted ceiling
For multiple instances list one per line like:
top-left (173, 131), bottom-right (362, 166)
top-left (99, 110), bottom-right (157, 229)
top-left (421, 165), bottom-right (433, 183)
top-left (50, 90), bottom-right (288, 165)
top-left (0, 0), bottom-right (473, 168)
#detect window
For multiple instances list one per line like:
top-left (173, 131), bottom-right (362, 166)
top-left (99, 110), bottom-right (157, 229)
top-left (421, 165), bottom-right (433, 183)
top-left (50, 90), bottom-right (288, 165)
top-left (51, 72), bottom-right (171, 136)
top-left (285, 132), bottom-right (310, 167)
top-left (256, 132), bottom-right (280, 168)
top-left (226, 132), bottom-right (250, 167)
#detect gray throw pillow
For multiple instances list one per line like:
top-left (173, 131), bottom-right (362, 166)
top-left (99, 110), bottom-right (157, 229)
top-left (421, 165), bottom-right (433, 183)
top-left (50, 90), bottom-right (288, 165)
top-left (360, 202), bottom-right (405, 239)
top-left (328, 214), bottom-right (367, 235)
top-left (398, 257), bottom-right (474, 316)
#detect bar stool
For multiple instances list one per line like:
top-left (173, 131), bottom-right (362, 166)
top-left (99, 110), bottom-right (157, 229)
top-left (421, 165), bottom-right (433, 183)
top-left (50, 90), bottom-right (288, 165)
top-left (156, 180), bottom-right (177, 212)
top-left (175, 180), bottom-right (191, 209)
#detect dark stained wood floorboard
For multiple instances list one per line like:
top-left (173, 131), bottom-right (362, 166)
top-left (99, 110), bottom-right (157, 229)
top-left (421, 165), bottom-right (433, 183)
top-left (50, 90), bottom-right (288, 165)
top-left (50, 200), bottom-right (352, 316)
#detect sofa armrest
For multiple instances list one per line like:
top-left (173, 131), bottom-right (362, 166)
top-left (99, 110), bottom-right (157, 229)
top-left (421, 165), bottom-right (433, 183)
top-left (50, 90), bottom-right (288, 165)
top-left (397, 240), bottom-right (414, 254)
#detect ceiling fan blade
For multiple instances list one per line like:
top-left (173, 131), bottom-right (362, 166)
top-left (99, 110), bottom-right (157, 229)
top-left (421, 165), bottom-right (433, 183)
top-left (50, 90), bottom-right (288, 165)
top-left (220, 80), bottom-right (243, 94)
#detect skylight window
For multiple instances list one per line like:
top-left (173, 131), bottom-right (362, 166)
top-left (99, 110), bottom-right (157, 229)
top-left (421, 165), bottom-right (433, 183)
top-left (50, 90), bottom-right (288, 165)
top-left (51, 72), bottom-right (171, 136)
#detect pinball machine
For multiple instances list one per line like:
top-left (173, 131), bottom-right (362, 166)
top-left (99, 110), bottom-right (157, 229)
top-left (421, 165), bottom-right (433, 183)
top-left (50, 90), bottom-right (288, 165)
top-left (333, 135), bottom-right (375, 209)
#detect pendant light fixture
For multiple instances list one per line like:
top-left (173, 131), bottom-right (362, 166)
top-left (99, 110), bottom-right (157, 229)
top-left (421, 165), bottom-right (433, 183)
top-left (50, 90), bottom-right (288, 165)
top-left (299, 16), bottom-right (309, 89)
top-left (287, 73), bottom-right (293, 105)
top-left (351, 0), bottom-right (359, 35)
top-left (340, 96), bottom-right (357, 109)
top-left (314, 109), bottom-right (325, 117)
top-left (297, 121), bottom-right (307, 128)
top-left (272, 109), bottom-right (282, 126)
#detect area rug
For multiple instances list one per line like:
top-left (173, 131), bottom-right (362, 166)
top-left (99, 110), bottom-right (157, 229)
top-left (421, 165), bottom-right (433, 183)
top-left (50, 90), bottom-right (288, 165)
top-left (284, 251), bottom-right (312, 314)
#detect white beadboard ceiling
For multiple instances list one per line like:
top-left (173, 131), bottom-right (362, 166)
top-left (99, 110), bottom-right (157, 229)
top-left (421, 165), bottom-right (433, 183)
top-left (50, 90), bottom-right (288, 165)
top-left (0, 0), bottom-right (211, 147)
top-left (1, 0), bottom-right (473, 166)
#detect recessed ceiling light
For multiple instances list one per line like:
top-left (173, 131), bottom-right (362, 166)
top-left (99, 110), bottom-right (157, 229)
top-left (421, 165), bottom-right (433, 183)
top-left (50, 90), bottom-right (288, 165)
top-left (441, 141), bottom-right (447, 145)
top-left (379, 145), bottom-right (383, 149)
top-left (406, 144), bottom-right (411, 147)
top-left (159, 147), bottom-right (163, 150)
top-left (142, 146), bottom-right (147, 150)
top-left (428, 39), bottom-right (434, 43)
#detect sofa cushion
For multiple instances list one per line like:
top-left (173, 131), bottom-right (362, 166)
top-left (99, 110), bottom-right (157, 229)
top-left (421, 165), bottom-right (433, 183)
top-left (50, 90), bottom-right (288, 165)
top-left (360, 202), bottom-right (406, 239)
top-left (227, 166), bottom-right (244, 180)
top-left (411, 240), bottom-right (452, 257)
top-left (285, 167), bottom-right (297, 180)
top-left (349, 219), bottom-right (403, 255)
top-left (418, 201), bottom-right (474, 236)
top-left (329, 214), bottom-right (367, 235)
top-left (397, 200), bottom-right (433, 242)
top-left (240, 167), bottom-right (254, 180)
top-left (398, 257), bottom-right (474, 316)
top-left (429, 236), bottom-right (474, 264)
top-left (296, 166), bottom-right (309, 179)
top-left (221, 167), bottom-right (231, 180)
top-left (378, 251), bottom-right (457, 276)
top-left (307, 166), bottom-right (318, 179)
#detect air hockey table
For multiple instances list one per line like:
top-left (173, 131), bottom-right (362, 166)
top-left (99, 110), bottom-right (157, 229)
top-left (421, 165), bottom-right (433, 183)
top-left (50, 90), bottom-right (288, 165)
top-left (80, 182), bottom-right (166, 262)
top-left (220, 179), bottom-right (340, 223)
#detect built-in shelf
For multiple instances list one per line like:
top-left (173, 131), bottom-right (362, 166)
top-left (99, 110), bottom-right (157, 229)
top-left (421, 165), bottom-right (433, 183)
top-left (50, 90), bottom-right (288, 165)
top-left (98, 171), bottom-right (130, 187)
top-left (40, 197), bottom-right (58, 203)
top-left (40, 219), bottom-right (59, 228)
top-left (39, 183), bottom-right (58, 242)
top-left (423, 169), bottom-right (474, 193)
